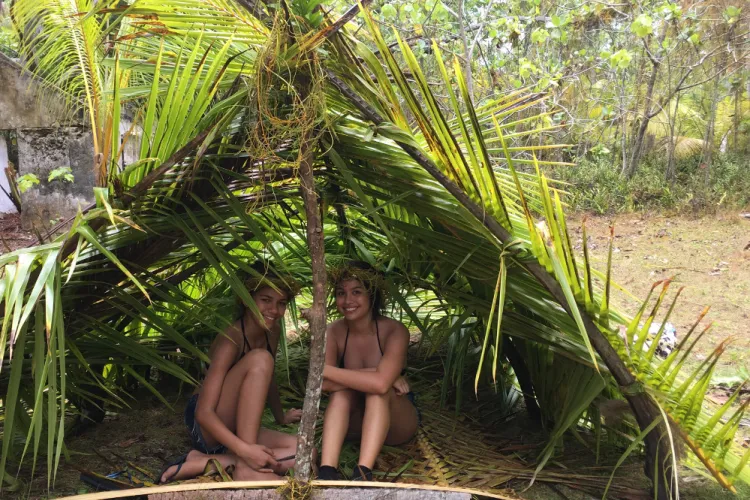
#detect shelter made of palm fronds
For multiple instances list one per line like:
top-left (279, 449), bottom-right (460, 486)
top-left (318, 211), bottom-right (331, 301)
top-left (1, 1), bottom-right (748, 499)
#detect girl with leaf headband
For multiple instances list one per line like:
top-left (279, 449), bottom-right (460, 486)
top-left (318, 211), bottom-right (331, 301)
top-left (318, 261), bottom-right (419, 481)
top-left (159, 262), bottom-right (303, 483)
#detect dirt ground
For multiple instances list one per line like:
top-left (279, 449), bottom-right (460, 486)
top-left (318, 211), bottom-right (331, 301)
top-left (0, 212), bottom-right (35, 253)
top-left (2, 211), bottom-right (749, 499)
top-left (569, 212), bottom-right (750, 380)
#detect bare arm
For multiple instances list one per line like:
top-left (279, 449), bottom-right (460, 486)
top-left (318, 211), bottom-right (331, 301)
top-left (323, 322), bottom-right (408, 395)
top-left (322, 325), bottom-right (347, 392)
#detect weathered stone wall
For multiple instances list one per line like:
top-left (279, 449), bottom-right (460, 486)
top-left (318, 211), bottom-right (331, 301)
top-left (1, 53), bottom-right (141, 228)
top-left (0, 53), bottom-right (73, 129)
top-left (16, 127), bottom-right (96, 228)
top-left (1, 54), bottom-right (96, 228)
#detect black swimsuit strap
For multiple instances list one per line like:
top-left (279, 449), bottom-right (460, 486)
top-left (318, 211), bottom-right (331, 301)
top-left (264, 330), bottom-right (274, 356)
top-left (339, 319), bottom-right (383, 368)
top-left (239, 315), bottom-right (273, 358)
top-left (240, 315), bottom-right (252, 355)
top-left (338, 326), bottom-right (350, 368)
top-left (375, 319), bottom-right (384, 356)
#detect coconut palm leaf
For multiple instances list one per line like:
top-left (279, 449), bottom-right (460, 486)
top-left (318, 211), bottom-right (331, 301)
top-left (2, 1), bottom-right (749, 496)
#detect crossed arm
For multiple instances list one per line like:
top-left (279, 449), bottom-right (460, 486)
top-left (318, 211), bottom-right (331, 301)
top-left (322, 323), bottom-right (409, 395)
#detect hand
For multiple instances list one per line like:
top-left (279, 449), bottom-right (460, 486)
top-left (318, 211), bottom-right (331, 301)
top-left (281, 408), bottom-right (302, 425)
top-left (393, 376), bottom-right (410, 396)
top-left (238, 443), bottom-right (278, 472)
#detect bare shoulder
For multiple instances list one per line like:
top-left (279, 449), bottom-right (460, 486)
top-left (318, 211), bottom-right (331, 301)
top-left (209, 319), bottom-right (242, 355)
top-left (379, 317), bottom-right (409, 342)
top-left (327, 318), bottom-right (347, 339)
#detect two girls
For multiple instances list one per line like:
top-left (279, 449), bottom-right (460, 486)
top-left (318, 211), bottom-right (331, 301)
top-left (162, 261), bottom-right (416, 482)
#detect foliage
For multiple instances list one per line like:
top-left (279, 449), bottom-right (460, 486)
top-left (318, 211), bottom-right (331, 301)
top-left (329, 0), bottom-right (750, 178)
top-left (0, 1), bottom-right (749, 497)
top-left (47, 167), bottom-right (74, 184)
top-left (15, 173), bottom-right (39, 193)
top-left (556, 154), bottom-right (750, 214)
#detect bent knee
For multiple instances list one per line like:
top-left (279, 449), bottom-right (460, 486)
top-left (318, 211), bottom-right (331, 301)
top-left (239, 349), bottom-right (274, 373)
top-left (366, 387), bottom-right (394, 402)
top-left (329, 389), bottom-right (357, 404)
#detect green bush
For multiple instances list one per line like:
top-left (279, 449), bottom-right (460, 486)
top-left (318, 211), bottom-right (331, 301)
top-left (552, 152), bottom-right (750, 214)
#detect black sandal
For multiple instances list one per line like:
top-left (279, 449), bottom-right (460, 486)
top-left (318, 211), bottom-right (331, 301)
top-left (158, 453), bottom-right (189, 484)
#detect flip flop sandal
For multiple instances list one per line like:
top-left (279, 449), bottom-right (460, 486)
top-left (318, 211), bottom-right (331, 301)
top-left (158, 453), bottom-right (189, 484)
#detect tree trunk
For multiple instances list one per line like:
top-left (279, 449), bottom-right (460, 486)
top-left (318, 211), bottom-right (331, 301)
top-left (457, 0), bottom-right (473, 101)
top-left (701, 25), bottom-right (733, 184)
top-left (293, 81), bottom-right (327, 482)
top-left (702, 80), bottom-right (720, 185)
top-left (665, 92), bottom-right (680, 183)
top-left (503, 337), bottom-right (541, 422)
top-left (733, 85), bottom-right (741, 152)
top-left (624, 59), bottom-right (659, 178)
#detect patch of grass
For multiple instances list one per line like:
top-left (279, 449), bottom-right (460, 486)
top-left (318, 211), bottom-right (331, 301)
top-left (554, 153), bottom-right (750, 214)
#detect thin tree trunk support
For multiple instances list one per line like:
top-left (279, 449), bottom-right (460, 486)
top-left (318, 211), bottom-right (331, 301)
top-left (326, 70), bottom-right (675, 499)
top-left (503, 337), bottom-right (541, 422)
top-left (293, 81), bottom-right (327, 482)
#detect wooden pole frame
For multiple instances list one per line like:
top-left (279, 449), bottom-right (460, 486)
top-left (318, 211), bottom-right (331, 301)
top-left (63, 481), bottom-right (515, 500)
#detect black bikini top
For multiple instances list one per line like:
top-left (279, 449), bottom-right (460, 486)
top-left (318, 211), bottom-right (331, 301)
top-left (338, 320), bottom-right (384, 369)
top-left (238, 314), bottom-right (274, 362)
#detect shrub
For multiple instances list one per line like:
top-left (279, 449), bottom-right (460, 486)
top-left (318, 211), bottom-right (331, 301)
top-left (550, 152), bottom-right (750, 214)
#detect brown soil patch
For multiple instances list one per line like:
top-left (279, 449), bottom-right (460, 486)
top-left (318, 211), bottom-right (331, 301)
top-left (569, 212), bottom-right (750, 378)
top-left (0, 212), bottom-right (35, 254)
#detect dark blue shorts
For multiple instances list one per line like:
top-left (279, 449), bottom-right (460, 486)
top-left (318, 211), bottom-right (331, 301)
top-left (406, 391), bottom-right (422, 426)
top-left (185, 394), bottom-right (227, 454)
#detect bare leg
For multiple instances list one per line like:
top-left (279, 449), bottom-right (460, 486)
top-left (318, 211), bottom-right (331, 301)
top-left (258, 427), bottom-right (299, 474)
top-left (160, 450), bottom-right (236, 483)
top-left (198, 349), bottom-right (282, 481)
top-left (358, 389), bottom-right (418, 469)
top-left (201, 349), bottom-right (275, 448)
top-left (234, 351), bottom-right (274, 445)
top-left (384, 393), bottom-right (418, 445)
top-left (233, 460), bottom-right (282, 481)
top-left (320, 390), bottom-right (359, 467)
top-left (357, 391), bottom-right (391, 469)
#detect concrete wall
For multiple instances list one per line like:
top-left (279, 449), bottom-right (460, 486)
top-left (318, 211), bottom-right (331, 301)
top-left (0, 53), bottom-right (73, 129)
top-left (1, 53), bottom-right (93, 227)
top-left (1, 54), bottom-right (141, 229)
top-left (17, 127), bottom-right (96, 227)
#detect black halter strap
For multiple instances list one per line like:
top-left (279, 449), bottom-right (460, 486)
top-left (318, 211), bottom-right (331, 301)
top-left (239, 315), bottom-right (274, 361)
top-left (338, 319), bottom-right (382, 368)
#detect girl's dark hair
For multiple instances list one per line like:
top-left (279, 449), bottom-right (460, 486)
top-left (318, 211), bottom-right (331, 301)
top-left (332, 260), bottom-right (384, 319)
top-left (239, 261), bottom-right (299, 307)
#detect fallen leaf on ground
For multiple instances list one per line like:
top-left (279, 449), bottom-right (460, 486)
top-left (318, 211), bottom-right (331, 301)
top-left (116, 434), bottom-right (145, 448)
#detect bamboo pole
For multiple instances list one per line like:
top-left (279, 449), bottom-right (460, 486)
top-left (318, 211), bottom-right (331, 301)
top-left (63, 480), bottom-right (514, 500)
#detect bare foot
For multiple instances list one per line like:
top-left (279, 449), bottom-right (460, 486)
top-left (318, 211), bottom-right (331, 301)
top-left (161, 449), bottom-right (205, 483)
top-left (233, 460), bottom-right (282, 481)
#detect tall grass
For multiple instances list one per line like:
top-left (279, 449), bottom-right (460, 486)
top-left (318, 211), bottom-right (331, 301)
top-left (555, 153), bottom-right (750, 214)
